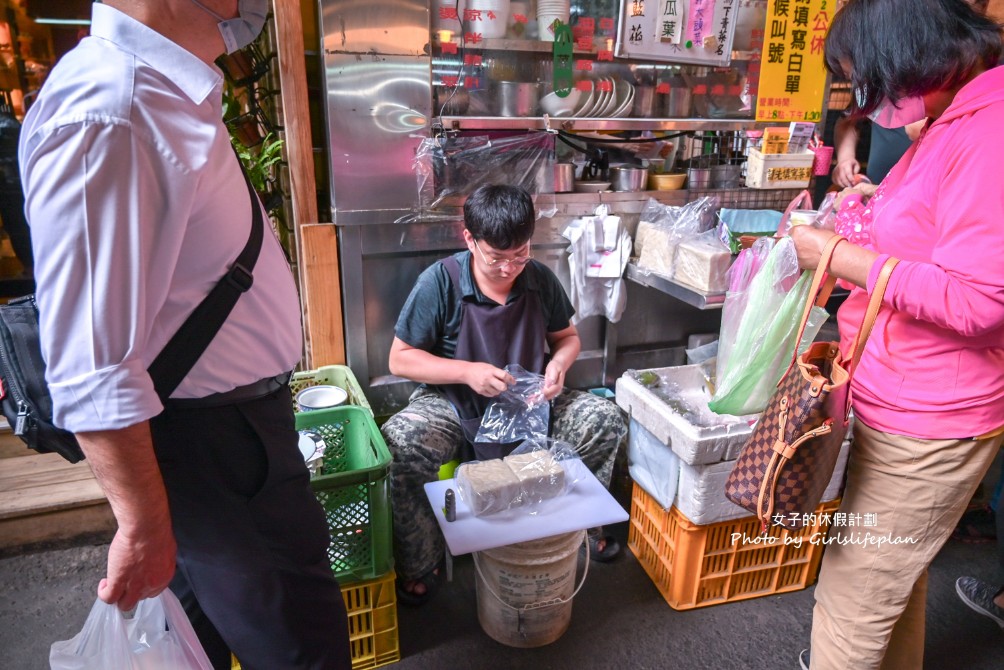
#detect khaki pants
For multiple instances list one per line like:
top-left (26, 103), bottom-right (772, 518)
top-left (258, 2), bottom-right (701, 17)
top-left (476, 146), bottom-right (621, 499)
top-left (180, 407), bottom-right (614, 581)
top-left (809, 421), bottom-right (1003, 669)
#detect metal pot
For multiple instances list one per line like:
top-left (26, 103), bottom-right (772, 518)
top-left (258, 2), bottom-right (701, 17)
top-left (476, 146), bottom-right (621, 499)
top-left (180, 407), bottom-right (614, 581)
top-left (609, 166), bottom-right (648, 192)
top-left (554, 163), bottom-right (575, 193)
top-left (496, 81), bottom-right (541, 117)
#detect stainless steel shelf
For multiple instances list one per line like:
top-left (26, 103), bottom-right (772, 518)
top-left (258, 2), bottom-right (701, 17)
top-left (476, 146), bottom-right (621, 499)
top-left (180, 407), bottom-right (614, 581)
top-left (439, 116), bottom-right (759, 132)
top-left (438, 38), bottom-right (759, 61)
top-left (625, 262), bottom-right (726, 310)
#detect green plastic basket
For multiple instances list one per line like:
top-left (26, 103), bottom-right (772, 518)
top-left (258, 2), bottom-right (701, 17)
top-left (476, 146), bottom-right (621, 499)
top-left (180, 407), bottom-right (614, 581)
top-left (295, 405), bottom-right (393, 582)
top-left (291, 365), bottom-right (372, 415)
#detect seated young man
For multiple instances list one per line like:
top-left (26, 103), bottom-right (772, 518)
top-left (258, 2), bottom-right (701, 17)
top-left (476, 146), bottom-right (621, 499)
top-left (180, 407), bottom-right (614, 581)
top-left (381, 183), bottom-right (628, 605)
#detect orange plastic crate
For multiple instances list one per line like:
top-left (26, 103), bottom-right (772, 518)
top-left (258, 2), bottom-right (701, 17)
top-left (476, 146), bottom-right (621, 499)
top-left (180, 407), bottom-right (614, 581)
top-left (628, 482), bottom-right (840, 610)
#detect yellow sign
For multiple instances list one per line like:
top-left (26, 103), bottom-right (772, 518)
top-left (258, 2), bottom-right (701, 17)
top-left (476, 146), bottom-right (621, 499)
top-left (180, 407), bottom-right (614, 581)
top-left (755, 0), bottom-right (833, 123)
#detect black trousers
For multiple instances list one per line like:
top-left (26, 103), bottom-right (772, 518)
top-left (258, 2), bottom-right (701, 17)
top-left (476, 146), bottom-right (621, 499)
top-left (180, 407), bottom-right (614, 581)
top-left (150, 385), bottom-right (351, 670)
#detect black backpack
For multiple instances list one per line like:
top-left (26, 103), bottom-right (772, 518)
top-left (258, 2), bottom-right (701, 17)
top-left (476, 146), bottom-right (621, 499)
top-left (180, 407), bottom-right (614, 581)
top-left (0, 295), bottom-right (81, 461)
top-left (0, 159), bottom-right (265, 462)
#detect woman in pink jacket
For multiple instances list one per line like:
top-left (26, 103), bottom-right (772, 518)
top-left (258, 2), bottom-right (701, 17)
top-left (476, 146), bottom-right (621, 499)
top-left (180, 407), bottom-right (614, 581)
top-left (791, 1), bottom-right (1004, 668)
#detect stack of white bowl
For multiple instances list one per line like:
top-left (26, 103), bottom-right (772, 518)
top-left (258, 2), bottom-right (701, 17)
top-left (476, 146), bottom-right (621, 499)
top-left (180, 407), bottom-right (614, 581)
top-left (467, 0), bottom-right (511, 39)
top-left (536, 0), bottom-right (570, 42)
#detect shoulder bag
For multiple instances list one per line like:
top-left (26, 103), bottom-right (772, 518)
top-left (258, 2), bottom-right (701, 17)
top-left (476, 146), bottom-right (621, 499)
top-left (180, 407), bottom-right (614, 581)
top-left (724, 234), bottom-right (899, 530)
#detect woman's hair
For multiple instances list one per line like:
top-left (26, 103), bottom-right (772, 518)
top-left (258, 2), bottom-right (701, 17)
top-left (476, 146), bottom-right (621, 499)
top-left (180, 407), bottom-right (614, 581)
top-left (826, 0), bottom-right (1002, 116)
top-left (463, 184), bottom-right (535, 249)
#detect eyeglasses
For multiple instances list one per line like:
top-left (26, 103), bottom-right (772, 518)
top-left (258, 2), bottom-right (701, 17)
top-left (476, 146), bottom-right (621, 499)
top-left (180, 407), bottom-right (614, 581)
top-left (473, 239), bottom-right (533, 270)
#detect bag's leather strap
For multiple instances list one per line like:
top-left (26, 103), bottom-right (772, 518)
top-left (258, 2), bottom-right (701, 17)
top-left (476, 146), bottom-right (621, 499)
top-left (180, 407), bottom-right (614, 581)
top-left (755, 396), bottom-right (835, 528)
top-left (846, 257), bottom-right (899, 375)
top-left (779, 234), bottom-right (845, 383)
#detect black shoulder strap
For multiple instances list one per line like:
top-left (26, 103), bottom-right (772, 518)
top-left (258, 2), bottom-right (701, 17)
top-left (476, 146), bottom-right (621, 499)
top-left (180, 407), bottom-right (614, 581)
top-left (147, 157), bottom-right (264, 401)
top-left (441, 254), bottom-right (464, 305)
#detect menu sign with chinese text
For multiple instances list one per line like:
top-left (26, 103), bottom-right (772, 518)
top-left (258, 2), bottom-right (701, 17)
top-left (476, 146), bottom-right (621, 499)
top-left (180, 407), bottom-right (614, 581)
top-left (754, 0), bottom-right (831, 122)
top-left (615, 0), bottom-right (741, 65)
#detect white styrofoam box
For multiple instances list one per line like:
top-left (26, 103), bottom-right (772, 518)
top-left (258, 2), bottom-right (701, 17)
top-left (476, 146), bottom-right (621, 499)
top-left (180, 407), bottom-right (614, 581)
top-left (627, 417), bottom-right (681, 510)
top-left (615, 365), bottom-right (753, 466)
top-left (675, 458), bottom-right (746, 524)
top-left (675, 438), bottom-right (853, 525)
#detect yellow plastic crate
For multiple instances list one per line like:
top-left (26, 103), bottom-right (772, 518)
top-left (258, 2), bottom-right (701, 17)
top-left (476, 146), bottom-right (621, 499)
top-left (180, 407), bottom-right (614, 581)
top-left (291, 364), bottom-right (372, 415)
top-left (232, 570), bottom-right (400, 670)
top-left (628, 482), bottom-right (839, 610)
top-left (343, 570), bottom-right (401, 670)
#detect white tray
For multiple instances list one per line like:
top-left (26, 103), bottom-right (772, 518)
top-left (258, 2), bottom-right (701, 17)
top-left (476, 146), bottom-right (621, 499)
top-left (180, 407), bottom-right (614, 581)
top-left (423, 459), bottom-right (628, 556)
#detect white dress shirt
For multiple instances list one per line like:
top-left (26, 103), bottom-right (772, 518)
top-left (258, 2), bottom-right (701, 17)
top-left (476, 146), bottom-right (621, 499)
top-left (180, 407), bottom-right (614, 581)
top-left (19, 4), bottom-right (303, 432)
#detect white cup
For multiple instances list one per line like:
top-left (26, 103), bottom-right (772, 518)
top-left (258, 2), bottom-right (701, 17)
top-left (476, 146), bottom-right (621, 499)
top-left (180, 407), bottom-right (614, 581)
top-left (296, 385), bottom-right (348, 411)
top-left (468, 0), bottom-right (511, 39)
top-left (536, 12), bottom-right (569, 42)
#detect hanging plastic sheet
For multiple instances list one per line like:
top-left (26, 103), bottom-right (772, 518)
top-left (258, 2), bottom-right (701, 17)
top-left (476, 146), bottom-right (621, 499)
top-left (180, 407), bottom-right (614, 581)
top-left (403, 132), bottom-right (558, 223)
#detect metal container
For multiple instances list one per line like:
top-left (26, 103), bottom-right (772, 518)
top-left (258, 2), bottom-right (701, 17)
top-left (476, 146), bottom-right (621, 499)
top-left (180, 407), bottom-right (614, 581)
top-left (609, 166), bottom-right (648, 192)
top-left (496, 81), bottom-right (541, 117)
top-left (664, 87), bottom-right (692, 117)
top-left (631, 86), bottom-right (656, 118)
top-left (686, 166), bottom-right (714, 189)
top-left (554, 163), bottom-right (575, 193)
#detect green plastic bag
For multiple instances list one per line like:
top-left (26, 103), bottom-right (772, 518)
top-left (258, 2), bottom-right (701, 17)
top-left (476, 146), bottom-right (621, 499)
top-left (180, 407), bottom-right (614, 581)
top-left (709, 237), bottom-right (829, 416)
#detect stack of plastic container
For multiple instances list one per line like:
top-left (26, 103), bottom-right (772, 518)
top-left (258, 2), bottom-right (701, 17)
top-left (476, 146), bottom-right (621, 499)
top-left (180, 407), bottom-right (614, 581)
top-left (615, 364), bottom-right (848, 610)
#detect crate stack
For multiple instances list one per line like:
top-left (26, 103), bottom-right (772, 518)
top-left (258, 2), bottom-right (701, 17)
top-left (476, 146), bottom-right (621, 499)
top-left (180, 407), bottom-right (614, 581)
top-left (234, 366), bottom-right (400, 670)
top-left (615, 364), bottom-right (848, 611)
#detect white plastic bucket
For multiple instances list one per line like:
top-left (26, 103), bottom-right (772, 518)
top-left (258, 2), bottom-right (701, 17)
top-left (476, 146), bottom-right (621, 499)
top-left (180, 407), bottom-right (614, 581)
top-left (473, 529), bottom-right (587, 648)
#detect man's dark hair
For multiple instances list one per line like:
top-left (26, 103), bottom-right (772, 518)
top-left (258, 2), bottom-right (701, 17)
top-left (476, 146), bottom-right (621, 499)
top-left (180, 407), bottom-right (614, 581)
top-left (826, 0), bottom-right (1002, 118)
top-left (463, 184), bottom-right (535, 250)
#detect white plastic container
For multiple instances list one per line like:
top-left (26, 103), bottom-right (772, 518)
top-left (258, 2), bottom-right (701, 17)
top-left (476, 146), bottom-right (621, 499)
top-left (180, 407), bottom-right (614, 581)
top-left (745, 148), bottom-right (816, 189)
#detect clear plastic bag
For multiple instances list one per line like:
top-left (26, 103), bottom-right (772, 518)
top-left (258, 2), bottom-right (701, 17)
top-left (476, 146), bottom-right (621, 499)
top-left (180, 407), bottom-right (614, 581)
top-left (634, 196), bottom-right (720, 277)
top-left (50, 590), bottom-right (212, 670)
top-left (404, 133), bottom-right (557, 223)
top-left (709, 237), bottom-right (829, 416)
top-left (455, 437), bottom-right (584, 517)
top-left (474, 364), bottom-right (550, 444)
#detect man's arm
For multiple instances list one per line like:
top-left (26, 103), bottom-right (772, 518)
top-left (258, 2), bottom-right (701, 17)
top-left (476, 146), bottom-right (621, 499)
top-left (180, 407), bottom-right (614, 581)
top-left (542, 325), bottom-right (581, 400)
top-left (832, 115), bottom-right (863, 188)
top-left (77, 422), bottom-right (177, 611)
top-left (388, 337), bottom-right (513, 398)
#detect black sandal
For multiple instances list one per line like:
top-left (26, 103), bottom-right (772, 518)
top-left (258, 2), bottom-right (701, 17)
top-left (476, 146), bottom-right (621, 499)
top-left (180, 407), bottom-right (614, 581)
top-left (396, 567), bottom-right (441, 607)
top-left (586, 533), bottom-right (622, 563)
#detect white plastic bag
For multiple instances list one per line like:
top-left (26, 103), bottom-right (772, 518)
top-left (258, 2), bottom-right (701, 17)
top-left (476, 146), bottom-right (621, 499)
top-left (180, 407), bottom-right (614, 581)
top-left (50, 590), bottom-right (212, 670)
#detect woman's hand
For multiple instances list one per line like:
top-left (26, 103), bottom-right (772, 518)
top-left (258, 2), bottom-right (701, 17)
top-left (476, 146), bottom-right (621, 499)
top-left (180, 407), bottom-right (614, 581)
top-left (831, 158), bottom-right (861, 189)
top-left (790, 225), bottom-right (841, 271)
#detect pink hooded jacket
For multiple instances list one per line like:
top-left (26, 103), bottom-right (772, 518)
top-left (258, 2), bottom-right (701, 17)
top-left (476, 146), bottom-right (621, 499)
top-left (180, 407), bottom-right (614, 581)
top-left (837, 65), bottom-right (1004, 439)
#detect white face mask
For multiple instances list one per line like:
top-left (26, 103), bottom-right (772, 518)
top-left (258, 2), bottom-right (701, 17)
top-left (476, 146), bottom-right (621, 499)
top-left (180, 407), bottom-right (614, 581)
top-left (855, 86), bottom-right (926, 128)
top-left (189, 0), bottom-right (269, 54)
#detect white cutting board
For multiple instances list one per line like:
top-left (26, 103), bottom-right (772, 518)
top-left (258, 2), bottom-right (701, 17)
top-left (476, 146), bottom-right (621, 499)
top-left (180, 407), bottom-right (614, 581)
top-left (423, 459), bottom-right (629, 555)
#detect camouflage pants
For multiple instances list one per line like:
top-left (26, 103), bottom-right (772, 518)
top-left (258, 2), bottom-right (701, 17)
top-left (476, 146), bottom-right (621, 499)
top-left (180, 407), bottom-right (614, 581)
top-left (380, 386), bottom-right (627, 580)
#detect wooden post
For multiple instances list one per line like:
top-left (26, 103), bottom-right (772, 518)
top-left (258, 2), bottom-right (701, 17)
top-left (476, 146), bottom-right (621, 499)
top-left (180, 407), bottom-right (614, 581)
top-left (271, 0), bottom-right (344, 366)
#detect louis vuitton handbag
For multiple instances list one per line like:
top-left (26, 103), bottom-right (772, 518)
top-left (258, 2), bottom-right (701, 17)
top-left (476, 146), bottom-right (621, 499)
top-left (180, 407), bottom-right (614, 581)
top-left (724, 235), bottom-right (899, 530)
